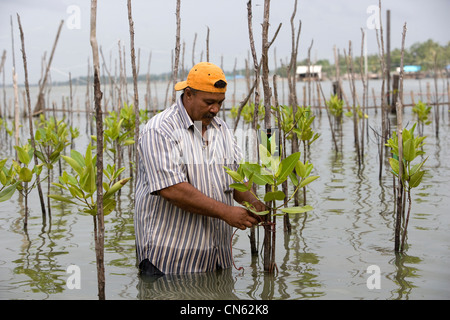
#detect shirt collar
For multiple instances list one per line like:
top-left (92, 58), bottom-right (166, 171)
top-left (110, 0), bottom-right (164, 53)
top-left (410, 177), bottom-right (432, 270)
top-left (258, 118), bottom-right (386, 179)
top-left (176, 94), bottom-right (194, 130)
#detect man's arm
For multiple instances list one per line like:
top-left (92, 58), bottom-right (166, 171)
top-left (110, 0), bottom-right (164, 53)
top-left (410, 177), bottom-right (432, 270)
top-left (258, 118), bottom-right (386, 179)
top-left (159, 182), bottom-right (260, 230)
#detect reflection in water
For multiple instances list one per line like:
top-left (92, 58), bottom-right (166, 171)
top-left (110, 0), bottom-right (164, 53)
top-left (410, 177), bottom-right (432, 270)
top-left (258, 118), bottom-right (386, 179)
top-left (389, 252), bottom-right (423, 300)
top-left (137, 268), bottom-right (239, 300)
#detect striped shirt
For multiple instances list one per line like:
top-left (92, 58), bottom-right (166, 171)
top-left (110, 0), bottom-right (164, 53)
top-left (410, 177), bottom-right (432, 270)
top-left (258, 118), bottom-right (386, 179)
top-left (134, 95), bottom-right (242, 274)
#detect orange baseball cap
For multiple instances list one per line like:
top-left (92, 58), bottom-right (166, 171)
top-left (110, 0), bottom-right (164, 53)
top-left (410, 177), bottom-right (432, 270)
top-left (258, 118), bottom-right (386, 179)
top-left (174, 62), bottom-right (227, 93)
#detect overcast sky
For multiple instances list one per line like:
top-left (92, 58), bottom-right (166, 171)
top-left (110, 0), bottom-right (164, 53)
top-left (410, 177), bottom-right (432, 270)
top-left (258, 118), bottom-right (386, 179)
top-left (1, 0), bottom-right (449, 84)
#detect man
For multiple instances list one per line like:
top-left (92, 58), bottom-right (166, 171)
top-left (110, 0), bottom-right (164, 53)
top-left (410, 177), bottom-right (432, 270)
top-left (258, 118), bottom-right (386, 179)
top-left (134, 62), bottom-right (264, 276)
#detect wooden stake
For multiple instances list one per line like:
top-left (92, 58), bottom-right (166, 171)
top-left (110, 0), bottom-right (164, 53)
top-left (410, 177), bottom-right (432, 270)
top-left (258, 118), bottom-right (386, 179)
top-left (89, 0), bottom-right (105, 300)
top-left (17, 14), bottom-right (47, 224)
top-left (127, 0), bottom-right (140, 182)
top-left (397, 23), bottom-right (407, 253)
top-left (171, 0), bottom-right (181, 104)
top-left (33, 20), bottom-right (64, 115)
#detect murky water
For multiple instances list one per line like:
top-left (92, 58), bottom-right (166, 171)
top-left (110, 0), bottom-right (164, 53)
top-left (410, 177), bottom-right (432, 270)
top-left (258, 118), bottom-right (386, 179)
top-left (0, 79), bottom-right (449, 300)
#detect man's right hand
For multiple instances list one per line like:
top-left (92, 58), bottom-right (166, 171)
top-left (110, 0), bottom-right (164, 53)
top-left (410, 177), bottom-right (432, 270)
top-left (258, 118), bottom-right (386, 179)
top-left (224, 206), bottom-right (261, 230)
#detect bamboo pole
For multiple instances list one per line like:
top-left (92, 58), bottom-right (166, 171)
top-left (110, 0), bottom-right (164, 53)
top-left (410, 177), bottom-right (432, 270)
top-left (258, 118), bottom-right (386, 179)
top-left (17, 14), bottom-right (47, 225)
top-left (127, 0), bottom-right (140, 183)
top-left (360, 28), bottom-right (367, 162)
top-left (396, 23), bottom-right (407, 253)
top-left (287, 2), bottom-right (301, 196)
top-left (0, 50), bottom-right (6, 119)
top-left (375, 0), bottom-right (388, 180)
top-left (171, 0), bottom-right (181, 104)
top-left (261, 0), bottom-right (274, 273)
top-left (206, 26), bottom-right (210, 62)
top-left (89, 0), bottom-right (105, 300)
top-left (33, 20), bottom-right (64, 116)
top-left (433, 52), bottom-right (439, 137)
top-left (191, 32), bottom-right (197, 67)
top-left (246, 0), bottom-right (260, 257)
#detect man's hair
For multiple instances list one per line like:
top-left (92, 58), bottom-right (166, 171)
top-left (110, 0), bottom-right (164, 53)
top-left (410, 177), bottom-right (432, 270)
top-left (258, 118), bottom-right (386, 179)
top-left (184, 87), bottom-right (198, 95)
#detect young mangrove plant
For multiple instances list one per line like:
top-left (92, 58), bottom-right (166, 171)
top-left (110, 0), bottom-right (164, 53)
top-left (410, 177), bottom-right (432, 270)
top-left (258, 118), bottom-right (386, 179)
top-left (34, 115), bottom-right (71, 220)
top-left (230, 103), bottom-right (265, 129)
top-left (412, 100), bottom-right (432, 136)
top-left (224, 131), bottom-right (319, 272)
top-left (276, 105), bottom-right (320, 206)
top-left (386, 122), bottom-right (428, 253)
top-left (292, 106), bottom-right (320, 205)
top-left (12, 143), bottom-right (44, 229)
top-left (326, 94), bottom-right (344, 123)
top-left (49, 144), bottom-right (131, 218)
top-left (0, 159), bottom-right (20, 202)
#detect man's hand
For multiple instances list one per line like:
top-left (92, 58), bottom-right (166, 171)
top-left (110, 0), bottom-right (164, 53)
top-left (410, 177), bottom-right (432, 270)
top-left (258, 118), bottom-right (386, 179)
top-left (159, 182), bottom-right (261, 230)
top-left (223, 206), bottom-right (261, 230)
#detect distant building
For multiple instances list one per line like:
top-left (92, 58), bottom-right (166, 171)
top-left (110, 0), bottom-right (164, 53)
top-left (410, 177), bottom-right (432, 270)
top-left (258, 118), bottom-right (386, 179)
top-left (296, 65), bottom-right (322, 81)
top-left (396, 65), bottom-right (424, 79)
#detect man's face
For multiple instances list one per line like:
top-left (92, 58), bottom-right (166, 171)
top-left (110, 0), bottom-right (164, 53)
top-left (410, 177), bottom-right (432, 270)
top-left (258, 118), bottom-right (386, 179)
top-left (184, 89), bottom-right (226, 128)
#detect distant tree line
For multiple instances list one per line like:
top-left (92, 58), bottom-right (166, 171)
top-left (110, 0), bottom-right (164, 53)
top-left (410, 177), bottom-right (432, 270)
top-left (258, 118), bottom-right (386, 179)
top-left (48, 39), bottom-right (449, 87)
top-left (275, 39), bottom-right (450, 77)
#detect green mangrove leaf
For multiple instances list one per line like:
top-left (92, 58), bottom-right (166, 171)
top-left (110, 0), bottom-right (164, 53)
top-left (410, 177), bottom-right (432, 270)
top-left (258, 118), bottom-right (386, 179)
top-left (259, 144), bottom-right (271, 167)
top-left (48, 194), bottom-right (78, 205)
top-left (62, 155), bottom-right (83, 175)
top-left (276, 152), bottom-right (300, 182)
top-left (224, 167), bottom-right (243, 183)
top-left (71, 150), bottom-right (85, 167)
top-left (229, 183), bottom-right (249, 192)
top-left (19, 167), bottom-right (33, 183)
top-left (409, 170), bottom-right (425, 188)
top-left (295, 160), bottom-right (306, 178)
top-left (0, 182), bottom-right (20, 202)
top-left (289, 171), bottom-right (299, 186)
top-left (104, 177), bottom-right (131, 199)
top-left (14, 146), bottom-right (31, 166)
top-left (389, 158), bottom-right (399, 175)
top-left (410, 157), bottom-right (428, 177)
top-left (281, 205), bottom-right (314, 214)
top-left (68, 186), bottom-right (84, 199)
top-left (264, 190), bottom-right (286, 202)
top-left (85, 144), bottom-right (93, 167)
top-left (80, 165), bottom-right (96, 194)
top-left (403, 139), bottom-right (416, 162)
top-left (103, 198), bottom-right (116, 216)
top-left (242, 201), bottom-right (270, 216)
top-left (299, 175), bottom-right (319, 188)
top-left (240, 163), bottom-right (273, 185)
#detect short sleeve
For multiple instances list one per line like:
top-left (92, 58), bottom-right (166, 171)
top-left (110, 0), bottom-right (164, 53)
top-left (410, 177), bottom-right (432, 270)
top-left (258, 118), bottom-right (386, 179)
top-left (138, 128), bottom-right (187, 194)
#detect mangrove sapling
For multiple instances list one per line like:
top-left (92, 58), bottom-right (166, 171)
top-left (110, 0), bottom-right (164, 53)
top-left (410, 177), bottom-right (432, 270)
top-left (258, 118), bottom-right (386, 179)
top-left (326, 94), bottom-right (344, 125)
top-left (11, 143), bottom-right (44, 229)
top-left (386, 123), bottom-right (427, 253)
top-left (0, 159), bottom-right (20, 202)
top-left (412, 101), bottom-right (432, 136)
top-left (34, 115), bottom-right (71, 221)
top-left (230, 103), bottom-right (265, 128)
top-left (292, 106), bottom-right (320, 205)
top-left (224, 132), bottom-right (319, 272)
top-left (48, 144), bottom-right (131, 218)
top-left (48, 144), bottom-right (130, 300)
